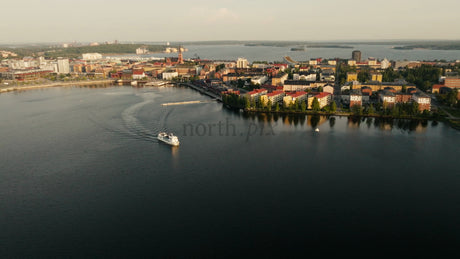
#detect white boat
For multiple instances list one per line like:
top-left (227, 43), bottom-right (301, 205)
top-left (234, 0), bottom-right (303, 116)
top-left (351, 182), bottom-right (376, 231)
top-left (315, 128), bottom-right (320, 132)
top-left (158, 132), bottom-right (180, 146)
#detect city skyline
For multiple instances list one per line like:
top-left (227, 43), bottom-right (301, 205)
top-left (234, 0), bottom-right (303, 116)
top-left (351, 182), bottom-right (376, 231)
top-left (1, 0), bottom-right (460, 43)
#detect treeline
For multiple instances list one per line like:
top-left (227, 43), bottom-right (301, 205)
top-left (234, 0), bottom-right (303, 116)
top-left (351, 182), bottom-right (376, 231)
top-left (43, 44), bottom-right (168, 58)
top-left (2, 44), bottom-right (169, 59)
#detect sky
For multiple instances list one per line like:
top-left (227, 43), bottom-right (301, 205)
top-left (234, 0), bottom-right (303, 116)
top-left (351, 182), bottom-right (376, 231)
top-left (1, 0), bottom-right (460, 43)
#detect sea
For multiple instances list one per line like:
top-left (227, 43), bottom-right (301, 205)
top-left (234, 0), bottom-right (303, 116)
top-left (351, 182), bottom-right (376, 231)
top-left (136, 43), bottom-right (460, 62)
top-left (0, 85), bottom-right (459, 257)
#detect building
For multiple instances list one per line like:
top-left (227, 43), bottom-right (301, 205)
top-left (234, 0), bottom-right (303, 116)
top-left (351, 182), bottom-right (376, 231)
top-left (261, 90), bottom-right (285, 106)
top-left (57, 58), bottom-right (70, 74)
top-left (251, 75), bottom-right (268, 85)
top-left (352, 50), bottom-right (362, 62)
top-left (412, 92), bottom-right (431, 111)
top-left (272, 73), bottom-right (288, 86)
top-left (283, 80), bottom-right (312, 91)
top-left (310, 92), bottom-right (331, 109)
top-left (283, 91), bottom-right (307, 106)
top-left (323, 85), bottom-right (334, 95)
top-left (246, 88), bottom-right (268, 100)
top-left (380, 91), bottom-right (396, 108)
top-left (162, 71), bottom-right (178, 80)
top-left (370, 72), bottom-right (383, 82)
top-left (136, 47), bottom-right (148, 55)
top-left (395, 93), bottom-right (412, 103)
top-left (349, 89), bottom-right (362, 107)
top-left (82, 53), bottom-right (103, 60)
top-left (236, 58), bottom-right (249, 69)
top-left (444, 76), bottom-right (460, 88)
top-left (132, 69), bottom-right (146, 80)
top-left (347, 72), bottom-right (358, 82)
top-left (381, 58), bottom-right (390, 69)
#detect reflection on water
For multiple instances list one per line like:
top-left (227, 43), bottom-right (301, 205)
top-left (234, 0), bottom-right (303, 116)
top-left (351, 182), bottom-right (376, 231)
top-left (232, 109), bottom-right (436, 133)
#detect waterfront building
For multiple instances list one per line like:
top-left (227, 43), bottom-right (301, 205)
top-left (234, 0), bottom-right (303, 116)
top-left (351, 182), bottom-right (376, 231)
top-left (132, 69), bottom-right (146, 80)
top-left (57, 58), bottom-right (70, 74)
top-left (246, 88), bottom-right (268, 100)
top-left (260, 90), bottom-right (285, 106)
top-left (283, 91), bottom-right (307, 106)
top-left (380, 91), bottom-right (396, 108)
top-left (347, 60), bottom-right (357, 66)
top-left (352, 50), bottom-right (362, 62)
top-left (412, 92), bottom-right (431, 111)
top-left (395, 93), bottom-right (412, 103)
top-left (313, 92), bottom-right (331, 109)
top-left (349, 89), bottom-right (363, 107)
top-left (162, 71), bottom-right (178, 80)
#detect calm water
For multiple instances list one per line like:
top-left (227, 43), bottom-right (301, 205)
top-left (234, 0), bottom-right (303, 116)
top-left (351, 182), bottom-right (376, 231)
top-left (140, 44), bottom-right (460, 62)
top-left (0, 86), bottom-right (459, 257)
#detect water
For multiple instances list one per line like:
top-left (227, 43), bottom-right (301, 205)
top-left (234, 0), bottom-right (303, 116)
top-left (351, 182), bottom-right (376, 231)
top-left (137, 44), bottom-right (460, 62)
top-left (0, 86), bottom-right (459, 257)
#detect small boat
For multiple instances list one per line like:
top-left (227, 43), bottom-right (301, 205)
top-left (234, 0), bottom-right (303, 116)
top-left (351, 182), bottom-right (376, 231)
top-left (315, 128), bottom-right (320, 132)
top-left (158, 132), bottom-right (180, 146)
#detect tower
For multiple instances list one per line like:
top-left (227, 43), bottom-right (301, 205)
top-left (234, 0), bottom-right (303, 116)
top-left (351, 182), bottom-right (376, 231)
top-left (178, 46), bottom-right (184, 64)
top-left (352, 50), bottom-right (361, 63)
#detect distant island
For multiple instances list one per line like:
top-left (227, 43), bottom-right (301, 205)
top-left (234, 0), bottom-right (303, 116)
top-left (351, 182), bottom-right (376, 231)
top-left (393, 41), bottom-right (460, 50)
top-left (1, 44), bottom-right (173, 59)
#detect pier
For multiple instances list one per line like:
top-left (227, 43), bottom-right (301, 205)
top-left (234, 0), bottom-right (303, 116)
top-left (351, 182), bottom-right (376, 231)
top-left (180, 83), bottom-right (222, 102)
top-left (162, 100), bottom-right (213, 106)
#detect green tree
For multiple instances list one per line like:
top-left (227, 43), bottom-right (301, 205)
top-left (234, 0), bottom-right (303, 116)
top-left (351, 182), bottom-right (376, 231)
top-left (330, 101), bottom-right (337, 112)
top-left (312, 97), bottom-right (320, 112)
top-left (368, 103), bottom-right (375, 115)
top-left (301, 101), bottom-right (307, 112)
top-left (275, 102), bottom-right (280, 112)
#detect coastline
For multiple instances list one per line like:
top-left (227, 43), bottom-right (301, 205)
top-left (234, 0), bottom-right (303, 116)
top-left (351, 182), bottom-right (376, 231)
top-left (0, 79), bottom-right (115, 94)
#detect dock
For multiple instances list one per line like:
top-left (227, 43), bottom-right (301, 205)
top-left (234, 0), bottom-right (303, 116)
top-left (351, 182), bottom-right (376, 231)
top-left (162, 100), bottom-right (213, 106)
top-left (180, 83), bottom-right (222, 102)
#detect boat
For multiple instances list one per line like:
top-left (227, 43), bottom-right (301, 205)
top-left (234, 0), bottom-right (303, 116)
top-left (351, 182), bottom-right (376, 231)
top-left (158, 132), bottom-right (180, 146)
top-left (315, 128), bottom-right (320, 132)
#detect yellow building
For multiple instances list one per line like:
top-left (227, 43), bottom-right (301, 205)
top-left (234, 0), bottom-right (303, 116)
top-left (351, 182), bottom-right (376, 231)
top-left (370, 73), bottom-right (383, 82)
top-left (272, 73), bottom-right (288, 86)
top-left (347, 72), bottom-right (358, 82)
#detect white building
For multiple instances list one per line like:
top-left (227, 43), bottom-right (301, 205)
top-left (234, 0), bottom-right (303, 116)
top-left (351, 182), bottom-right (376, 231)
top-left (236, 58), bottom-right (249, 69)
top-left (82, 53), bottom-right (103, 60)
top-left (162, 71), bottom-right (178, 80)
top-left (136, 47), bottom-right (148, 55)
top-left (381, 58), bottom-right (390, 69)
top-left (57, 58), bottom-right (70, 74)
top-left (251, 75), bottom-right (268, 85)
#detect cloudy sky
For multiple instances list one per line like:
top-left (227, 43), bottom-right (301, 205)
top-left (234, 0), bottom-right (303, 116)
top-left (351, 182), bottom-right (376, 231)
top-left (1, 0), bottom-right (459, 43)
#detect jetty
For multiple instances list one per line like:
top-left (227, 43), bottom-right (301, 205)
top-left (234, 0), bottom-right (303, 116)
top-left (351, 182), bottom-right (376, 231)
top-left (162, 100), bottom-right (212, 106)
top-left (180, 83), bottom-right (222, 102)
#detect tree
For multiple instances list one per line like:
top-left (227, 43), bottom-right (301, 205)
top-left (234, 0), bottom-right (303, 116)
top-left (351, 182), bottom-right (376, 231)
top-left (275, 102), bottom-right (280, 112)
top-left (267, 100), bottom-right (272, 111)
top-left (244, 96), bottom-right (250, 109)
top-left (294, 100), bottom-right (300, 111)
top-left (330, 101), bottom-right (337, 113)
top-left (301, 101), bottom-right (307, 112)
top-left (312, 97), bottom-right (320, 112)
top-left (368, 103), bottom-right (375, 115)
top-left (318, 86), bottom-right (323, 92)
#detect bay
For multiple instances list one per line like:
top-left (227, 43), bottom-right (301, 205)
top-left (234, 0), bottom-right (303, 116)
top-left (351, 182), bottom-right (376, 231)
top-left (136, 44), bottom-right (460, 62)
top-left (0, 86), bottom-right (459, 257)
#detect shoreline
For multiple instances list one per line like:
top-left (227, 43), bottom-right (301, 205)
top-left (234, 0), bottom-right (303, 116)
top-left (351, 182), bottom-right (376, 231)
top-left (0, 79), bottom-right (115, 93)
